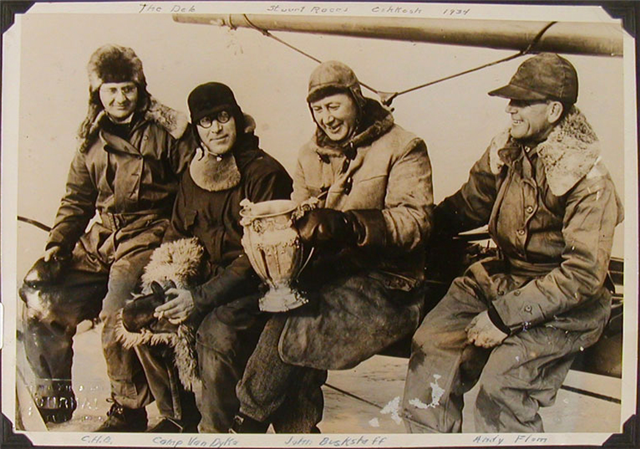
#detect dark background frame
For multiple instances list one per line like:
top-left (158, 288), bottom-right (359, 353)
top-left (1, 0), bottom-right (638, 448)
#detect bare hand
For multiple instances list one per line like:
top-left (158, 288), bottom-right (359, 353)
top-left (43, 246), bottom-right (63, 262)
top-left (465, 311), bottom-right (508, 348)
top-left (154, 288), bottom-right (195, 325)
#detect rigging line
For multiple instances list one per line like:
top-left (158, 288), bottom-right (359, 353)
top-left (240, 14), bottom-right (384, 96)
top-left (384, 21), bottom-right (559, 105)
top-left (238, 15), bottom-right (557, 106)
top-left (18, 215), bottom-right (52, 232)
top-left (241, 14), bottom-right (322, 63)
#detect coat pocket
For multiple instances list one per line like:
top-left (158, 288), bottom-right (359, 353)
top-left (182, 208), bottom-right (198, 233)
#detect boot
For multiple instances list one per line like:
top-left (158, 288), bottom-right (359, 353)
top-left (96, 400), bottom-right (147, 432)
top-left (229, 413), bottom-right (269, 433)
top-left (33, 379), bottom-right (77, 424)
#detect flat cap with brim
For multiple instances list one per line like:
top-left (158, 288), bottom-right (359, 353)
top-left (488, 53), bottom-right (578, 104)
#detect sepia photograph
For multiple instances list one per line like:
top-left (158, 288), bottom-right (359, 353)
top-left (1, 1), bottom-right (637, 447)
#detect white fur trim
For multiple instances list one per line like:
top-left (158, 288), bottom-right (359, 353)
top-left (488, 109), bottom-right (600, 196)
top-left (488, 130), bottom-right (510, 175)
top-left (141, 237), bottom-right (204, 292)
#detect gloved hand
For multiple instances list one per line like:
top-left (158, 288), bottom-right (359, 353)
top-left (296, 209), bottom-right (363, 248)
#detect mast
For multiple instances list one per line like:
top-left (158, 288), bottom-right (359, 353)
top-left (172, 14), bottom-right (623, 57)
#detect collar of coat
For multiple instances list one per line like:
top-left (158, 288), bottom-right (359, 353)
top-left (189, 114), bottom-right (257, 192)
top-left (489, 107), bottom-right (601, 196)
top-left (313, 99), bottom-right (394, 159)
top-left (81, 96), bottom-right (188, 152)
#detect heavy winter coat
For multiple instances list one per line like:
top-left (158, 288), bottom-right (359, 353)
top-left (46, 98), bottom-right (194, 253)
top-left (278, 99), bottom-right (433, 370)
top-left (436, 107), bottom-right (624, 338)
top-left (164, 131), bottom-right (293, 313)
top-left (292, 99), bottom-right (434, 287)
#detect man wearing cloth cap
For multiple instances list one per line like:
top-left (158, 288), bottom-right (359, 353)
top-left (229, 61), bottom-right (433, 432)
top-left (402, 53), bottom-right (623, 433)
top-left (20, 44), bottom-right (195, 430)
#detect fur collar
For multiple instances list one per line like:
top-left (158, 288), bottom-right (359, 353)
top-left (314, 99), bottom-right (394, 158)
top-left (144, 97), bottom-right (189, 140)
top-left (189, 147), bottom-right (241, 192)
top-left (489, 107), bottom-right (601, 196)
top-left (188, 115), bottom-right (258, 192)
top-left (79, 96), bottom-right (188, 152)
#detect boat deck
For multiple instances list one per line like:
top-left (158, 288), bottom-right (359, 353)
top-left (15, 322), bottom-right (622, 435)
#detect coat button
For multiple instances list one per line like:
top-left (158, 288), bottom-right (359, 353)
top-left (514, 290), bottom-right (521, 296)
top-left (526, 206), bottom-right (534, 214)
top-left (524, 305), bottom-right (532, 312)
top-left (517, 229), bottom-right (525, 236)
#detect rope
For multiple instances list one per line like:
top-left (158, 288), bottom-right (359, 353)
top-left (18, 215), bottom-right (52, 232)
top-left (237, 15), bottom-right (558, 106)
top-left (240, 14), bottom-right (384, 97)
top-left (383, 21), bottom-right (558, 105)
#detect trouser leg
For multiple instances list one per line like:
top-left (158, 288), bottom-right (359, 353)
top-left (271, 368), bottom-right (327, 433)
top-left (101, 249), bottom-right (155, 409)
top-left (236, 315), bottom-right (304, 423)
top-left (135, 343), bottom-right (199, 425)
top-left (21, 268), bottom-right (107, 422)
top-left (474, 326), bottom-right (580, 433)
top-left (195, 300), bottom-right (267, 433)
top-left (402, 276), bottom-right (488, 433)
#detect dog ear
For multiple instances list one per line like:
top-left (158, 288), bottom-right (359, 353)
top-left (150, 281), bottom-right (165, 298)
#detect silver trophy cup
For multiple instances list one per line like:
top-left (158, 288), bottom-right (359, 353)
top-left (239, 198), bottom-right (317, 312)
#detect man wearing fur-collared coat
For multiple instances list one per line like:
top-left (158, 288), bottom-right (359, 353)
top-left (20, 45), bottom-right (195, 429)
top-left (402, 53), bottom-right (624, 433)
top-left (231, 61), bottom-right (434, 432)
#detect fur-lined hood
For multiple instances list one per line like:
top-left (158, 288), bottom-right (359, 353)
top-left (79, 96), bottom-right (188, 152)
top-left (489, 107), bottom-right (601, 196)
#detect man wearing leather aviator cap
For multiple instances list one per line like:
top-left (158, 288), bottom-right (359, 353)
top-left (229, 61), bottom-right (434, 432)
top-left (402, 53), bottom-right (624, 433)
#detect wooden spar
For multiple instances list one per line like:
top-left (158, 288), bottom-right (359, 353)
top-left (172, 14), bottom-right (623, 57)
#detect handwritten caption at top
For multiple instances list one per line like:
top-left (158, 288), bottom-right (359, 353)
top-left (442, 8), bottom-right (471, 16)
top-left (267, 5), bottom-right (424, 15)
top-left (139, 3), bottom-right (196, 13)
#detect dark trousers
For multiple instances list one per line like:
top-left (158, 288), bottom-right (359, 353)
top-left (196, 297), bottom-right (326, 433)
top-left (136, 344), bottom-right (200, 422)
top-left (402, 272), bottom-right (587, 433)
top-left (236, 271), bottom-right (423, 427)
top-left (22, 219), bottom-right (179, 413)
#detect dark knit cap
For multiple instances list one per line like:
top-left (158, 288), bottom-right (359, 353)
top-left (188, 82), bottom-right (241, 125)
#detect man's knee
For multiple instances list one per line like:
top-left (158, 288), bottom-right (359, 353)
top-left (21, 285), bottom-right (86, 330)
top-left (196, 311), bottom-right (240, 355)
top-left (411, 307), bottom-right (455, 352)
top-left (475, 348), bottom-right (519, 404)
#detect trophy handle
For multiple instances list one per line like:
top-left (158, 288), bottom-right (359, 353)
top-left (299, 247), bottom-right (315, 275)
top-left (292, 197), bottom-right (320, 221)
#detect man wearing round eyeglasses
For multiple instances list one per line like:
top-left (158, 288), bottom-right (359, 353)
top-left (140, 82), bottom-right (320, 433)
top-left (195, 110), bottom-right (236, 157)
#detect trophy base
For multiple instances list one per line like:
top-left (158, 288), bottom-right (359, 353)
top-left (259, 286), bottom-right (308, 313)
